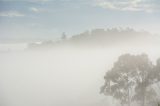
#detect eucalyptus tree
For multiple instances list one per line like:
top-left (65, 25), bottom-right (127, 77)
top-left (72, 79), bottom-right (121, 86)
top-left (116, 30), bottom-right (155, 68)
top-left (101, 54), bottom-right (139, 106)
top-left (100, 54), bottom-right (157, 106)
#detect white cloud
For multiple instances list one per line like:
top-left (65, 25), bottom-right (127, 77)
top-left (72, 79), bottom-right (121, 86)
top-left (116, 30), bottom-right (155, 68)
top-left (94, 0), bottom-right (159, 13)
top-left (0, 11), bottom-right (25, 17)
top-left (30, 7), bottom-right (47, 13)
top-left (30, 7), bottom-right (40, 13)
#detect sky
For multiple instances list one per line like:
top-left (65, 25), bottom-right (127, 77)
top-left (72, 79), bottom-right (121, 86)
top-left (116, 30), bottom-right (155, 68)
top-left (0, 0), bottom-right (160, 43)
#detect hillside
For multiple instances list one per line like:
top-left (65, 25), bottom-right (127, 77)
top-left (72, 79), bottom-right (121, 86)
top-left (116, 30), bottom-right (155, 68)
top-left (28, 28), bottom-right (159, 49)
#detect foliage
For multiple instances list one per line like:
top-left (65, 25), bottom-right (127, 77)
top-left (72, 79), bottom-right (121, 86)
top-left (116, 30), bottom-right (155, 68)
top-left (101, 54), bottom-right (160, 106)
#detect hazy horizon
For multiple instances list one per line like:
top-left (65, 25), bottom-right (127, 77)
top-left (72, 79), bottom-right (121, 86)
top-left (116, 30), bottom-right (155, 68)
top-left (0, 0), bottom-right (160, 106)
top-left (0, 0), bottom-right (160, 42)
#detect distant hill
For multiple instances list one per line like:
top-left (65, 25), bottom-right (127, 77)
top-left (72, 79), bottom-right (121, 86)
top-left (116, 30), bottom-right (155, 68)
top-left (28, 28), bottom-right (160, 49)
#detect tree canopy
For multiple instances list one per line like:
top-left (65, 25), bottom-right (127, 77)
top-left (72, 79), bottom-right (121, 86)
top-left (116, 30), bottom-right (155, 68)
top-left (100, 54), bottom-right (160, 106)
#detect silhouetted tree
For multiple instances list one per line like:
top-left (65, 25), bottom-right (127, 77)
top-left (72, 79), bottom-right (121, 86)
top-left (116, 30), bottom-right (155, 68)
top-left (61, 32), bottom-right (67, 40)
top-left (131, 54), bottom-right (154, 106)
top-left (101, 54), bottom-right (138, 106)
top-left (101, 54), bottom-right (159, 106)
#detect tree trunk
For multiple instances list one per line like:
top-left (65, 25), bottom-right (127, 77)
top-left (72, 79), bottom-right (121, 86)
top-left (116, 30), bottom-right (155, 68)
top-left (142, 88), bottom-right (146, 106)
top-left (128, 88), bottom-right (130, 106)
top-left (142, 70), bottom-right (146, 106)
top-left (127, 73), bottom-right (130, 106)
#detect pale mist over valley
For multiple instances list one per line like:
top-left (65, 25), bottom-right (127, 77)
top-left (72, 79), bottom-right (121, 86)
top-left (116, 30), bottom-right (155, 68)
top-left (0, 0), bottom-right (160, 106)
